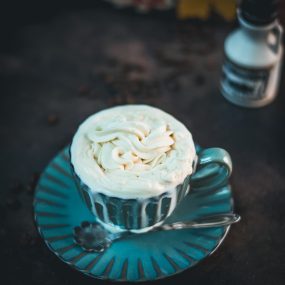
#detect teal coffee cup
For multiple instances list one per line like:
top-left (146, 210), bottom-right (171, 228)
top-left (71, 145), bottom-right (232, 233)
top-left (70, 105), bottom-right (232, 233)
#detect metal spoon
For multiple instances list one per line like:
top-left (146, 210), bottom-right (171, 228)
top-left (73, 213), bottom-right (241, 253)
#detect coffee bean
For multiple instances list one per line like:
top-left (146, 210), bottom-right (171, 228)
top-left (9, 182), bottom-right (24, 194)
top-left (206, 56), bottom-right (217, 70)
top-left (5, 197), bottom-right (21, 210)
top-left (122, 63), bottom-right (145, 74)
top-left (103, 74), bottom-right (114, 84)
top-left (47, 114), bottom-right (59, 126)
top-left (78, 85), bottom-right (90, 96)
top-left (108, 94), bottom-right (123, 106)
top-left (166, 79), bottom-right (180, 92)
top-left (194, 74), bottom-right (206, 86)
top-left (125, 93), bottom-right (135, 104)
top-left (29, 236), bottom-right (39, 246)
top-left (19, 232), bottom-right (33, 246)
top-left (27, 172), bottom-right (40, 195)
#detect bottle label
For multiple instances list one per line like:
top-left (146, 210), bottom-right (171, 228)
top-left (221, 58), bottom-right (272, 102)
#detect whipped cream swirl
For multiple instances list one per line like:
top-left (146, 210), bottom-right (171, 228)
top-left (71, 105), bottom-right (196, 199)
top-left (88, 121), bottom-right (174, 172)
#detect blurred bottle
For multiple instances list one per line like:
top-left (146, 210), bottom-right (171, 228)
top-left (220, 0), bottom-right (283, 108)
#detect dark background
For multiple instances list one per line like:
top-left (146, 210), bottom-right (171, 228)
top-left (1, 2), bottom-right (285, 285)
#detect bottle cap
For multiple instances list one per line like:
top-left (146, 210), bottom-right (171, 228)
top-left (240, 0), bottom-right (279, 26)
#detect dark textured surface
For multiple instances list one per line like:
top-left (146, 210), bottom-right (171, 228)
top-left (1, 3), bottom-right (285, 285)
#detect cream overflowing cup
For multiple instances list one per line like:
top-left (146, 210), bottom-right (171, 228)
top-left (70, 105), bottom-right (232, 233)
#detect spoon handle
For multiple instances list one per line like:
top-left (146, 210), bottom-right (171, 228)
top-left (154, 213), bottom-right (241, 231)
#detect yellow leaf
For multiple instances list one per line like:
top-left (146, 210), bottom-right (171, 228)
top-left (177, 0), bottom-right (211, 20)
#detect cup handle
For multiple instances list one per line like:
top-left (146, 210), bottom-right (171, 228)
top-left (268, 22), bottom-right (283, 55)
top-left (190, 147), bottom-right (232, 191)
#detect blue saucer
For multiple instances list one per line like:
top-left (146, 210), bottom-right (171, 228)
top-left (34, 146), bottom-right (234, 282)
